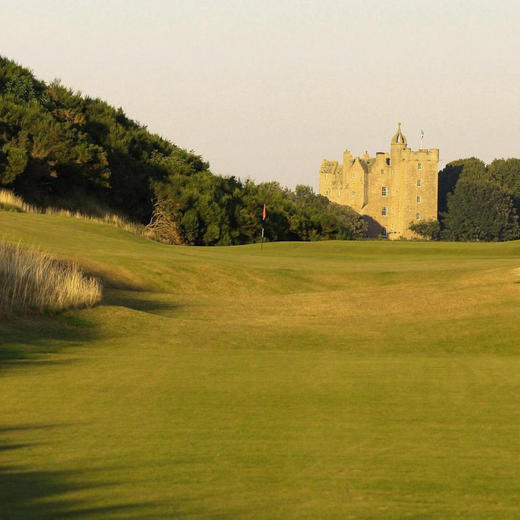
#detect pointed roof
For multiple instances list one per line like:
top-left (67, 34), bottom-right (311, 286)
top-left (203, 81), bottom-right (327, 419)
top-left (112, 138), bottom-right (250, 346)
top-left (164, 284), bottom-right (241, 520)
top-left (391, 122), bottom-right (407, 145)
top-left (352, 156), bottom-right (368, 173)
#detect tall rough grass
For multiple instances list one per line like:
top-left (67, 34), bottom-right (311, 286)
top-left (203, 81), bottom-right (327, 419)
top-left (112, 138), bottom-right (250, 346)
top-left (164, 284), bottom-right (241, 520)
top-left (0, 189), bottom-right (38, 213)
top-left (0, 242), bottom-right (102, 314)
top-left (0, 189), bottom-right (149, 237)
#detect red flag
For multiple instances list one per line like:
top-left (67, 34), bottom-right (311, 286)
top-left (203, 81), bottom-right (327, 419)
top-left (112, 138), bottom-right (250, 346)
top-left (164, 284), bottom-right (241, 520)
top-left (262, 204), bottom-right (266, 220)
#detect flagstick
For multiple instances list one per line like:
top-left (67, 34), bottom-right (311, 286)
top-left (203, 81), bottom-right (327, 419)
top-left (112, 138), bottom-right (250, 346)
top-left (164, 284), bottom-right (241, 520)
top-left (261, 203), bottom-right (266, 250)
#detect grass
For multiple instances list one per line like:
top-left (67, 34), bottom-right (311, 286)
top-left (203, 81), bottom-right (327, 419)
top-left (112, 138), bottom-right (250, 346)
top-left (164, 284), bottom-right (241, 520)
top-left (0, 242), bottom-right (102, 315)
top-left (0, 188), bottom-right (149, 237)
top-left (0, 210), bottom-right (520, 518)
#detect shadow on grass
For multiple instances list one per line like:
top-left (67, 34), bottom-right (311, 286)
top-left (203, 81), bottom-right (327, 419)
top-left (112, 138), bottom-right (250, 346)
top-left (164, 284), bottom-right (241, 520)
top-left (0, 426), bottom-right (155, 520)
top-left (0, 288), bottom-right (182, 369)
top-left (0, 314), bottom-right (101, 368)
top-left (0, 425), bottom-right (231, 519)
top-left (102, 290), bottom-right (180, 316)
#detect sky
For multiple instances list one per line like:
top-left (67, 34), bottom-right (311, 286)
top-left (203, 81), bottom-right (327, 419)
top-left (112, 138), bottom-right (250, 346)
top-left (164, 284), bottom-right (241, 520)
top-left (1, 0), bottom-right (520, 189)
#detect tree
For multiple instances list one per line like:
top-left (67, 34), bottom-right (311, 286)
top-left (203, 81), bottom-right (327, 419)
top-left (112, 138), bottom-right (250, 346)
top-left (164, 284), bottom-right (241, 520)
top-left (443, 180), bottom-right (520, 241)
top-left (488, 158), bottom-right (520, 213)
top-left (409, 219), bottom-right (441, 240)
top-left (438, 158), bottom-right (487, 215)
top-left (0, 140), bottom-right (27, 184)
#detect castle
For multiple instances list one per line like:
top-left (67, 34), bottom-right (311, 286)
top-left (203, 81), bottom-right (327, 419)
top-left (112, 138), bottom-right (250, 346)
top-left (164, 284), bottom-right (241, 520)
top-left (318, 124), bottom-right (439, 239)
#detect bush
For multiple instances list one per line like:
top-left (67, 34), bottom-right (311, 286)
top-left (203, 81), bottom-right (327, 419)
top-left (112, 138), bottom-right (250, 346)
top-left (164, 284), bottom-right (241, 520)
top-left (409, 220), bottom-right (441, 240)
top-left (151, 179), bottom-right (367, 245)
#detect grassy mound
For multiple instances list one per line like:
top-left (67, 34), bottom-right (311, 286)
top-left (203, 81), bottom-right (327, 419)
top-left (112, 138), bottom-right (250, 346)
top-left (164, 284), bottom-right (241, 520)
top-left (0, 189), bottom-right (147, 236)
top-left (1, 211), bottom-right (520, 519)
top-left (0, 242), bottom-right (101, 314)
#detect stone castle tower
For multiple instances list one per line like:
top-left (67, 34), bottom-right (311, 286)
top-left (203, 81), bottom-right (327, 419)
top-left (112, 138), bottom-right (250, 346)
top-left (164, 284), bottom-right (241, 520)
top-left (318, 124), bottom-right (439, 239)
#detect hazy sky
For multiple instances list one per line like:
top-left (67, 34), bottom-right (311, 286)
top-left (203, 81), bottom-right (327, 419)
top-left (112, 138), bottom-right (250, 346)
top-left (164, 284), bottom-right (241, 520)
top-left (1, 0), bottom-right (519, 189)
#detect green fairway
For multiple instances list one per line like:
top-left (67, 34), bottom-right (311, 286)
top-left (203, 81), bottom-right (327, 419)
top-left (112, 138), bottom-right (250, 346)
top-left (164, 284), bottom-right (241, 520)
top-left (1, 212), bottom-right (520, 519)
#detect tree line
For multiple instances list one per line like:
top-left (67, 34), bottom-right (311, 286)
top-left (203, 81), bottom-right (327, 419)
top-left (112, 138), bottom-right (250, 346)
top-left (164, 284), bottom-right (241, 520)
top-left (2, 56), bottom-right (520, 243)
top-left (0, 55), bottom-right (366, 244)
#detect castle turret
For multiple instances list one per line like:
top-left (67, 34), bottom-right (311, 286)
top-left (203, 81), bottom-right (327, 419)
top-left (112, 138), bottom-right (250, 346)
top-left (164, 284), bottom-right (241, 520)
top-left (391, 122), bottom-right (407, 147)
top-left (390, 122), bottom-right (407, 165)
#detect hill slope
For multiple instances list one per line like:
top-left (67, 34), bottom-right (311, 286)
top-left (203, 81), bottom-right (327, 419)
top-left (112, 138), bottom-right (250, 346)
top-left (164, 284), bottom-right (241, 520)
top-left (1, 212), bottom-right (520, 519)
top-left (0, 55), bottom-right (366, 245)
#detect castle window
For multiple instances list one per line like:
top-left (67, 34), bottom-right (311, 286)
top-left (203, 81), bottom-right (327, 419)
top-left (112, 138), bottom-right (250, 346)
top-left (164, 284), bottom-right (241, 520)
top-left (386, 158), bottom-right (391, 166)
top-left (382, 186), bottom-right (388, 197)
top-left (382, 227), bottom-right (388, 237)
top-left (417, 179), bottom-right (422, 187)
top-left (418, 163), bottom-right (423, 170)
top-left (417, 195), bottom-right (422, 204)
top-left (381, 207), bottom-right (387, 216)
top-left (380, 169), bottom-right (385, 174)
top-left (416, 212), bottom-right (421, 220)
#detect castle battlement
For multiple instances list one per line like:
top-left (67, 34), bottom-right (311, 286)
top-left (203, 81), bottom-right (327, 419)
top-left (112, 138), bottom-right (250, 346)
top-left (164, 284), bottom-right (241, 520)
top-left (319, 124), bottom-right (439, 239)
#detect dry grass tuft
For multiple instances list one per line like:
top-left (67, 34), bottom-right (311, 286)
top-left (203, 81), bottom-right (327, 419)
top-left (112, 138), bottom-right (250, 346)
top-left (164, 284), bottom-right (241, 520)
top-left (0, 189), bottom-right (38, 213)
top-left (0, 242), bottom-right (102, 314)
top-left (0, 189), bottom-right (151, 237)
